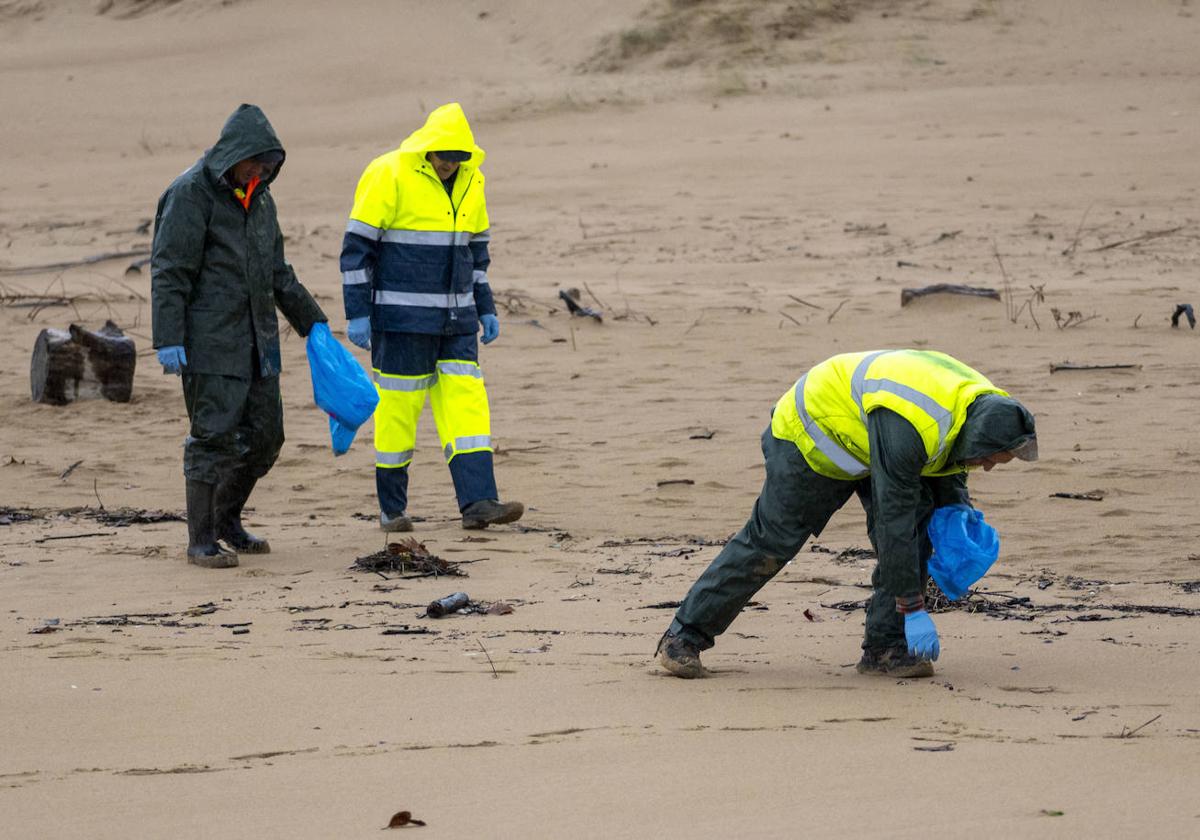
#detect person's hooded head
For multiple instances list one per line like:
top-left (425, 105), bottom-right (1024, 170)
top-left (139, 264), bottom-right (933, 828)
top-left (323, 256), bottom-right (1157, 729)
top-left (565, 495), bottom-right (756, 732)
top-left (205, 103), bottom-right (287, 190)
top-left (949, 394), bottom-right (1038, 471)
top-left (398, 102), bottom-right (485, 181)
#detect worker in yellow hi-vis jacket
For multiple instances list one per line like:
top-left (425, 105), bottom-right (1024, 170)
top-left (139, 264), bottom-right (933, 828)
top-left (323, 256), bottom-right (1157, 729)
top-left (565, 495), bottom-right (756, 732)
top-left (339, 103), bottom-right (523, 532)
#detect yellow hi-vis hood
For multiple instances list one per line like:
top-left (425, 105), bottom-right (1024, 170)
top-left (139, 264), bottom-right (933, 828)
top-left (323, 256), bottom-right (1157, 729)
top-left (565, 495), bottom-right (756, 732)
top-left (398, 102), bottom-right (486, 164)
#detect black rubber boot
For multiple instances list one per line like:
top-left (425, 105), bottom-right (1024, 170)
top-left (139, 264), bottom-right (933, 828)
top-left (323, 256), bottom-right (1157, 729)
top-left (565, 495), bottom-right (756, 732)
top-left (215, 473), bottom-right (270, 554)
top-left (186, 479), bottom-right (238, 568)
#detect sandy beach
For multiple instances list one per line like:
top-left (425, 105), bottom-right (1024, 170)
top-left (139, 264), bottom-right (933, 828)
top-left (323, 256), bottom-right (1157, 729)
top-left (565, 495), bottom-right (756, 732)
top-left (2, 1), bottom-right (1198, 837)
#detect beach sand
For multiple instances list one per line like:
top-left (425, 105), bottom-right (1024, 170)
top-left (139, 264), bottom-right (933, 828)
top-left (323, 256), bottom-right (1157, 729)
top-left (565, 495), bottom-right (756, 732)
top-left (1, 1), bottom-right (1198, 836)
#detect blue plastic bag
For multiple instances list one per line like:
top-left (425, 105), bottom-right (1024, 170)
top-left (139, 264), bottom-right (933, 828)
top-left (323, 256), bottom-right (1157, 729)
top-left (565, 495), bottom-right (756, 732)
top-left (927, 504), bottom-right (1000, 600)
top-left (306, 322), bottom-right (379, 456)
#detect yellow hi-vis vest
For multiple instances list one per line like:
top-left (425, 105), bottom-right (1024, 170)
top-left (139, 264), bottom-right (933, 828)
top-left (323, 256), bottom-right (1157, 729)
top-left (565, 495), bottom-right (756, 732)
top-left (770, 350), bottom-right (1006, 480)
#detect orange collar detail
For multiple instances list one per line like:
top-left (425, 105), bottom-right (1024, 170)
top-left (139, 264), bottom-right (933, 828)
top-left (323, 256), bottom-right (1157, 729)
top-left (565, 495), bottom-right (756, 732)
top-left (233, 176), bottom-right (261, 211)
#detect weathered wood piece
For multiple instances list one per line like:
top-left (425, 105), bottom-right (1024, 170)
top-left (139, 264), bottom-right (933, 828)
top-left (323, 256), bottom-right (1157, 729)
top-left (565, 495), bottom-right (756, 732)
top-left (30, 320), bottom-right (136, 405)
top-left (0, 248), bottom-right (149, 277)
top-left (1048, 362), bottom-right (1141, 374)
top-left (900, 284), bottom-right (1001, 306)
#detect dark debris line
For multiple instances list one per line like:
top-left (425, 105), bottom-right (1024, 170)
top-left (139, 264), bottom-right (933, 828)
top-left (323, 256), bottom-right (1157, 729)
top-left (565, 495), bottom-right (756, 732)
top-left (0, 505), bottom-right (184, 527)
top-left (823, 580), bottom-right (1200, 622)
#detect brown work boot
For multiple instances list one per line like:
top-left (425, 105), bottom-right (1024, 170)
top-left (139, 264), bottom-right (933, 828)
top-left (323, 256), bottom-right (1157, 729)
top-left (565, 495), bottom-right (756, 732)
top-left (656, 631), bottom-right (709, 679)
top-left (461, 499), bottom-right (524, 530)
top-left (186, 479), bottom-right (239, 569)
top-left (856, 647), bottom-right (935, 678)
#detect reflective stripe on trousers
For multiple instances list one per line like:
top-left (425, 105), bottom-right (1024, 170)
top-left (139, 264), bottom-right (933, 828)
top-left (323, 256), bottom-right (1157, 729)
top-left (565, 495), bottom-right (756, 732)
top-left (374, 359), bottom-right (491, 469)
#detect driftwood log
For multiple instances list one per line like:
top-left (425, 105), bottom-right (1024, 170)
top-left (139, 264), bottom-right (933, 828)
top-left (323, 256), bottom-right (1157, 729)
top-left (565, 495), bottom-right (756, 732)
top-left (31, 320), bottom-right (136, 405)
top-left (900, 284), bottom-right (1001, 306)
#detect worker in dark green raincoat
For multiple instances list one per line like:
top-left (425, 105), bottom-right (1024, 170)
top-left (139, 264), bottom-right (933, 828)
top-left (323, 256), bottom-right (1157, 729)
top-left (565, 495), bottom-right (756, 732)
top-left (656, 350), bottom-right (1037, 678)
top-left (152, 104), bottom-right (327, 568)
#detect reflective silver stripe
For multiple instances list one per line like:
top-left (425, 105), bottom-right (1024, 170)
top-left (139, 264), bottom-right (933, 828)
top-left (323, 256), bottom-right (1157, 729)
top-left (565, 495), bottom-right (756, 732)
top-left (380, 229), bottom-right (473, 246)
top-left (374, 290), bottom-right (475, 308)
top-left (445, 435), bottom-right (492, 459)
top-left (376, 449), bottom-right (414, 466)
top-left (470, 229), bottom-right (491, 243)
top-left (794, 374), bottom-right (869, 477)
top-left (472, 270), bottom-right (489, 286)
top-left (861, 379), bottom-right (953, 461)
top-left (346, 219), bottom-right (382, 241)
top-left (342, 268), bottom-right (371, 286)
top-left (437, 361), bottom-right (482, 379)
top-left (850, 351), bottom-right (953, 463)
top-left (850, 351), bottom-right (890, 424)
top-left (373, 371), bottom-right (436, 391)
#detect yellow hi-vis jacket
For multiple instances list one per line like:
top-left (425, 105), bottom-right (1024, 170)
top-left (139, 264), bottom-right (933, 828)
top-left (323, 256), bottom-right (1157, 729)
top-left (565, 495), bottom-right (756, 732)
top-left (771, 350), bottom-right (1006, 480)
top-left (340, 103), bottom-right (493, 335)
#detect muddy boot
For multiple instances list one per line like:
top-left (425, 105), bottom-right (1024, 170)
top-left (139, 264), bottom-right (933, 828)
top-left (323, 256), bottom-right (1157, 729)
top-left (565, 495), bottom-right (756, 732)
top-left (186, 479), bottom-right (238, 569)
top-left (215, 473), bottom-right (270, 554)
top-left (380, 511), bottom-right (414, 532)
top-left (856, 647), bottom-right (934, 678)
top-left (656, 630), bottom-right (709, 679)
top-left (461, 499), bottom-right (524, 530)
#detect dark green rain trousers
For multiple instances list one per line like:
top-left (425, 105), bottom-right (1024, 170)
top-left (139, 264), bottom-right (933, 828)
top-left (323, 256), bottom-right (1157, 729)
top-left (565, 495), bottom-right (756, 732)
top-left (151, 104), bottom-right (326, 484)
top-left (671, 394), bottom-right (1035, 653)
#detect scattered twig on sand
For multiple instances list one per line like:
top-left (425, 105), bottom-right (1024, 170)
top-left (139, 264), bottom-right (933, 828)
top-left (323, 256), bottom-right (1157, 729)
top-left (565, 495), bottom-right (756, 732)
top-left (1049, 362), bottom-right (1141, 373)
top-left (34, 531), bottom-right (116, 543)
top-left (582, 282), bottom-right (609, 312)
top-left (1050, 308), bottom-right (1099, 329)
top-left (993, 241), bottom-right (1044, 329)
top-left (640, 601), bottom-right (684, 610)
top-left (779, 309), bottom-right (803, 327)
top-left (1061, 203), bottom-right (1094, 257)
top-left (477, 640), bottom-right (500, 678)
top-left (1050, 491), bottom-right (1105, 501)
top-left (1115, 714), bottom-right (1162, 739)
top-left (826, 299), bottom-right (848, 323)
top-left (59, 460), bottom-right (84, 481)
top-left (1089, 226), bottom-right (1183, 253)
top-left (900, 284), bottom-right (1001, 307)
top-left (787, 294), bottom-right (823, 310)
top-left (656, 478), bottom-right (695, 488)
top-left (0, 248), bottom-right (151, 277)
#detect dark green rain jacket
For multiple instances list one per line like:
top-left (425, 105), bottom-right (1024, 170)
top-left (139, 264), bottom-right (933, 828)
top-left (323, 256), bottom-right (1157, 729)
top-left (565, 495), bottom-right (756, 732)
top-left (866, 394), bottom-right (1037, 603)
top-left (151, 104), bottom-right (326, 378)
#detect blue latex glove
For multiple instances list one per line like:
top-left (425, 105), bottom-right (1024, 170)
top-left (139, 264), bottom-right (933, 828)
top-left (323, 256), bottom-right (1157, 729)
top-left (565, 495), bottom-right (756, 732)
top-left (480, 313), bottom-right (499, 344)
top-left (904, 610), bottom-right (940, 660)
top-left (157, 345), bottom-right (187, 375)
top-left (346, 317), bottom-right (371, 350)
